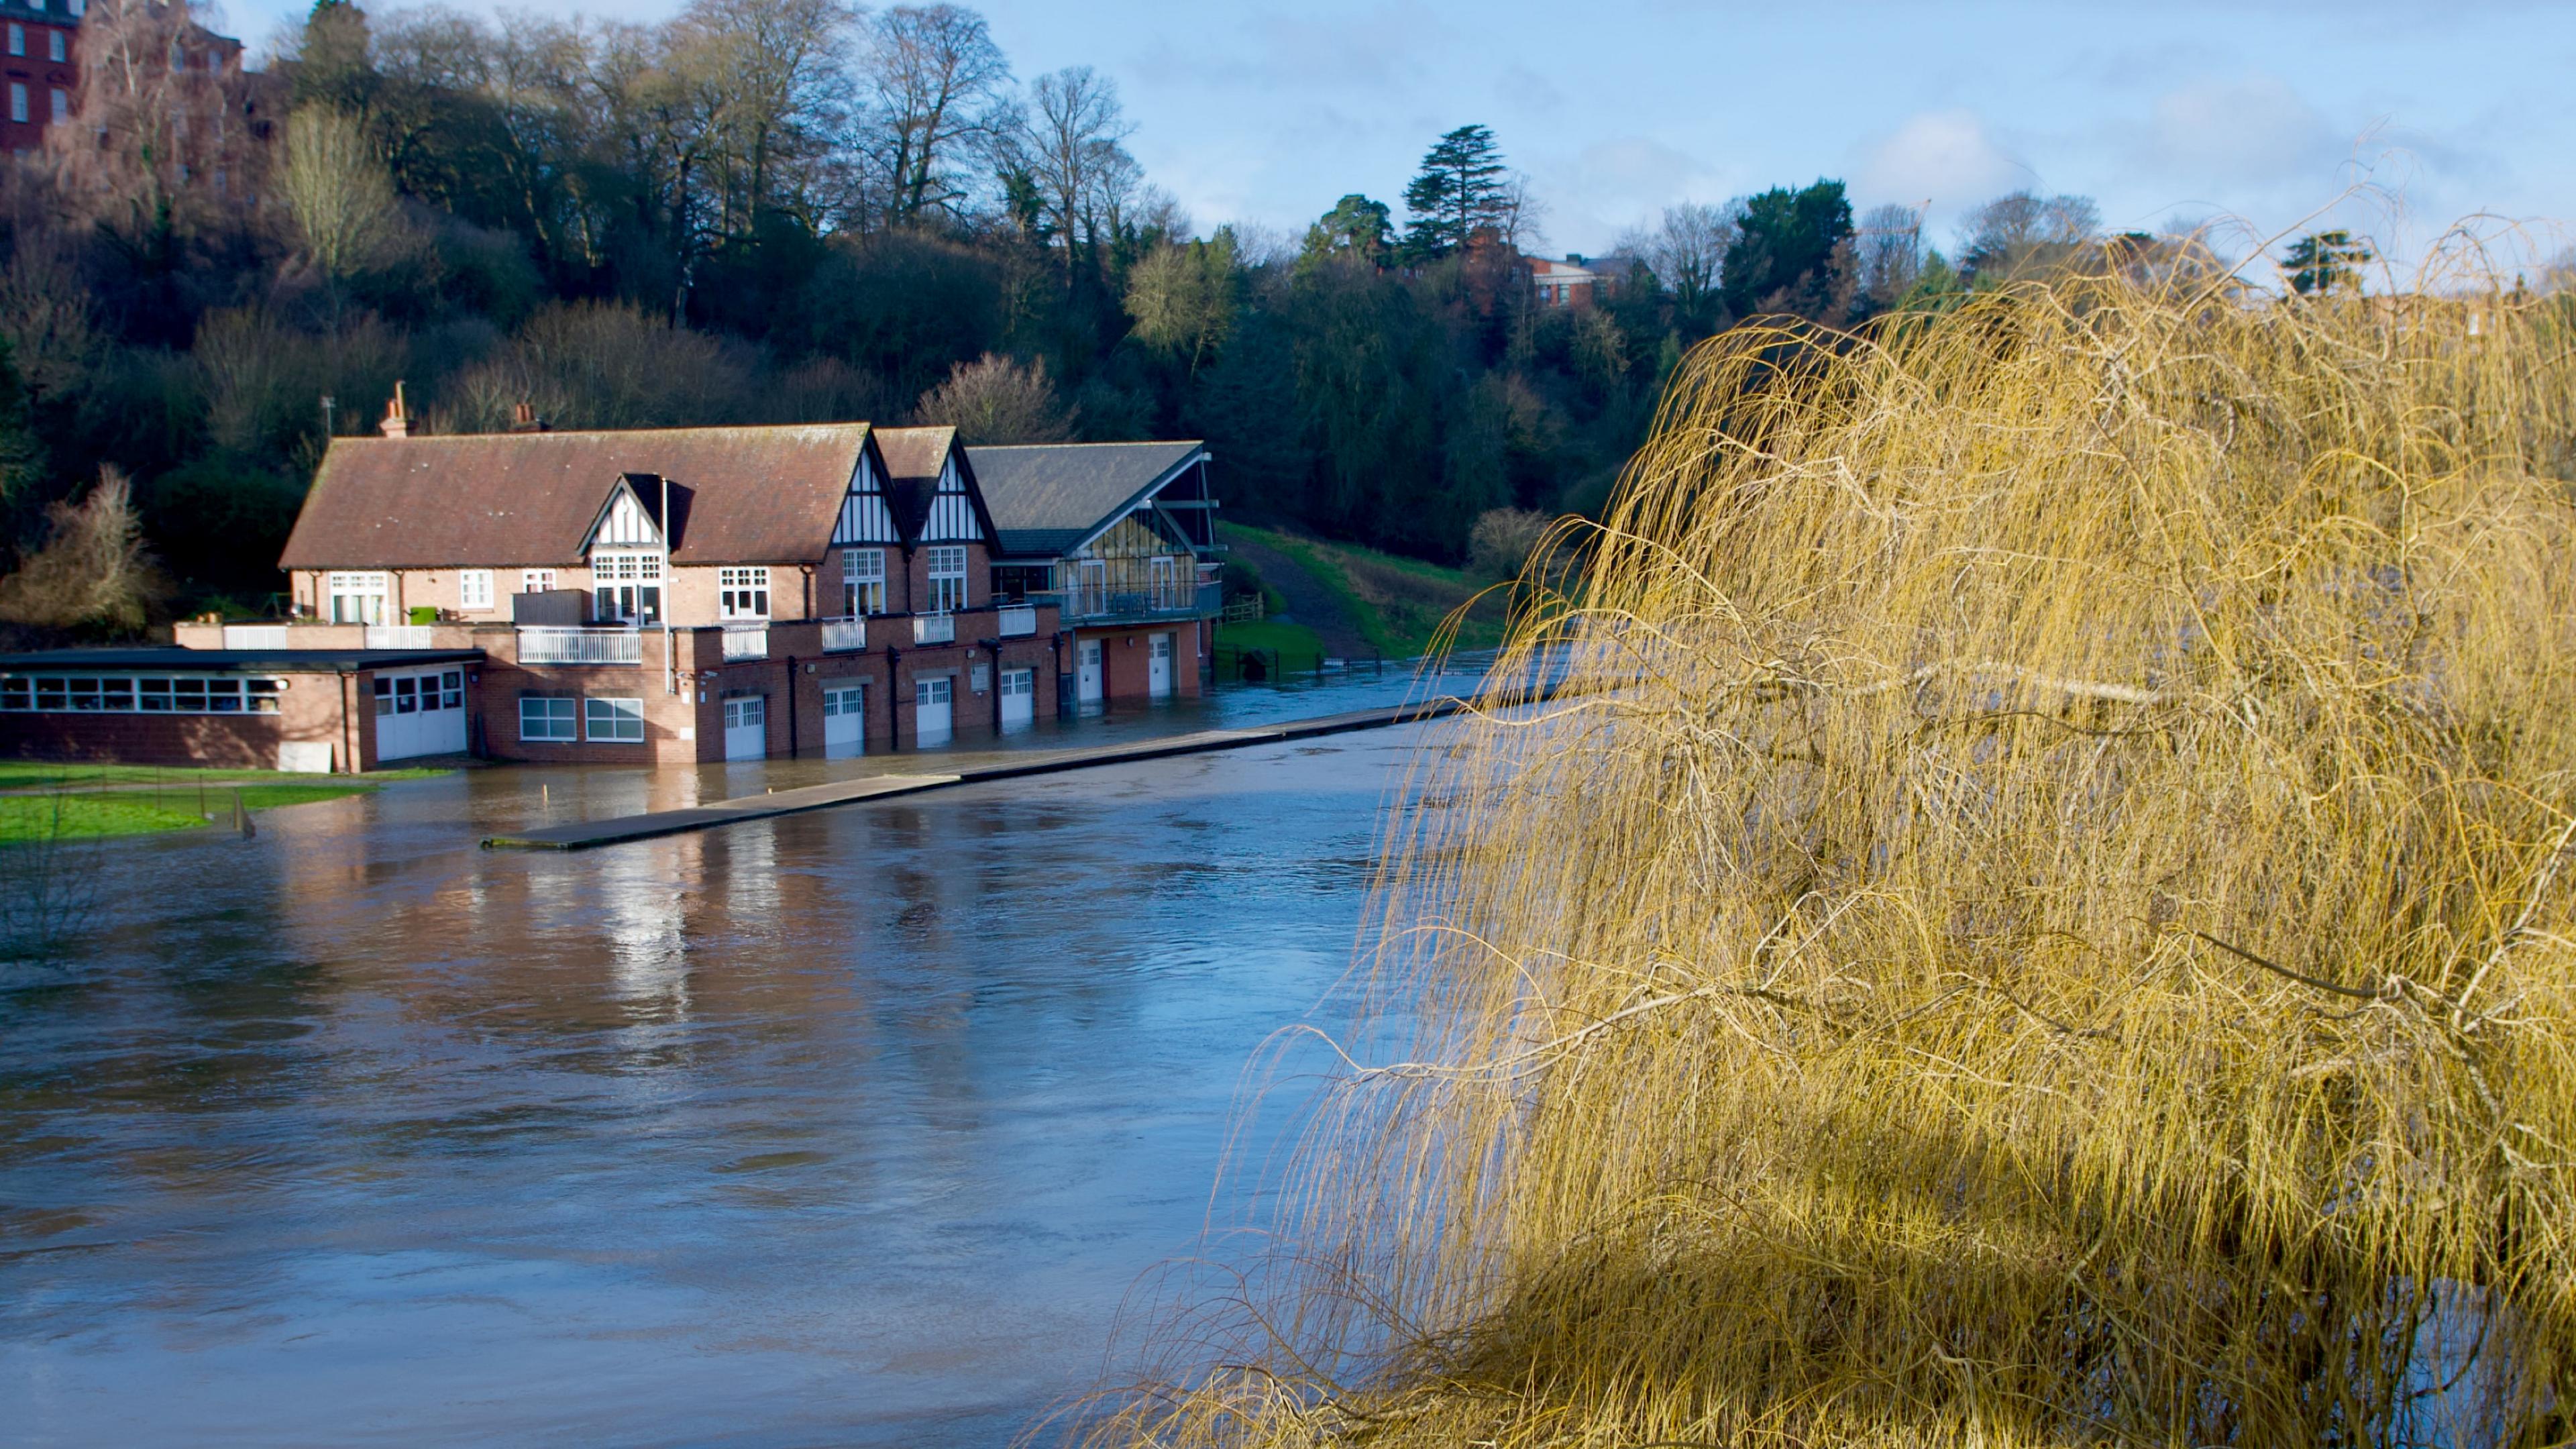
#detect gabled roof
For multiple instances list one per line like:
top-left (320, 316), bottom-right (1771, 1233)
top-left (969, 441), bottom-right (1206, 559)
top-left (869, 425), bottom-right (1000, 545)
top-left (279, 424), bottom-right (879, 570)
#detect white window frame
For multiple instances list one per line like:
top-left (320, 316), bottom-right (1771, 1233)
top-left (50, 30), bottom-right (65, 61)
top-left (49, 87), bottom-right (65, 121)
top-left (719, 566), bottom-right (771, 621)
top-left (458, 569), bottom-right (494, 610)
top-left (584, 696), bottom-right (645, 743)
top-left (841, 549), bottom-right (885, 616)
top-left (8, 25), bottom-right (23, 57)
top-left (521, 568), bottom-right (556, 593)
top-left (326, 570), bottom-right (387, 625)
top-left (518, 695), bottom-right (576, 742)
top-left (0, 674), bottom-right (281, 714)
top-left (9, 84), bottom-right (26, 123)
top-left (589, 551), bottom-right (663, 624)
top-left (926, 545), bottom-right (967, 613)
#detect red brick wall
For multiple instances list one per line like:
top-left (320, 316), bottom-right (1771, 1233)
top-left (0, 19), bottom-right (76, 154)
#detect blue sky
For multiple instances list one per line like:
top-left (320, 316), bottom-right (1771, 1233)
top-left (213, 0), bottom-right (2575, 269)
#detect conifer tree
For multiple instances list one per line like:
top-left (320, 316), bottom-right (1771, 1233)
top-left (1401, 125), bottom-right (1508, 260)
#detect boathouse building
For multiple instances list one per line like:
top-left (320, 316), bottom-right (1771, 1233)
top-left (0, 409), bottom-right (1222, 771)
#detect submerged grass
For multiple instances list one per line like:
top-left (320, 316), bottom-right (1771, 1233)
top-left (1088, 244), bottom-right (2576, 1445)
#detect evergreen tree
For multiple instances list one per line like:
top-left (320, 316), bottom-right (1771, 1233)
top-left (1718, 179), bottom-right (1854, 321)
top-left (2282, 230), bottom-right (2372, 296)
top-left (1401, 125), bottom-right (1509, 260)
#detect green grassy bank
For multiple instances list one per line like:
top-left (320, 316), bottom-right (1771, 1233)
top-left (1218, 523), bottom-right (1508, 658)
top-left (0, 765), bottom-right (449, 843)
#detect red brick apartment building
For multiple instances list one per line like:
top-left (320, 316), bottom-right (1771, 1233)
top-left (0, 405), bottom-right (1223, 771)
top-left (0, 0), bottom-right (247, 153)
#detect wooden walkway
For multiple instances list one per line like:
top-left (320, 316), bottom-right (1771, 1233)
top-left (481, 694), bottom-right (1486, 851)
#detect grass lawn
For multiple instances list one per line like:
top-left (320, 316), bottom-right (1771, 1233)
top-left (1220, 522), bottom-right (1509, 657)
top-left (1212, 619), bottom-right (1328, 663)
top-left (0, 767), bottom-right (449, 843)
top-left (0, 762), bottom-right (447, 790)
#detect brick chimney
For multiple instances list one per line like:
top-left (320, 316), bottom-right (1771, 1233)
top-left (509, 401), bottom-right (549, 433)
top-left (380, 382), bottom-right (411, 439)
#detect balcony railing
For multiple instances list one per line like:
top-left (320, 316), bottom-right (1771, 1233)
top-left (821, 616), bottom-right (867, 653)
top-left (222, 625), bottom-right (290, 650)
top-left (518, 627), bottom-right (643, 665)
top-left (720, 623), bottom-right (769, 661)
top-left (997, 605), bottom-right (1037, 638)
top-left (912, 612), bottom-right (956, 645)
top-left (1051, 579), bottom-right (1222, 623)
top-left (364, 625), bottom-right (437, 649)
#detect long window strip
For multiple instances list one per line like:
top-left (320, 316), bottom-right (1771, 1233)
top-left (1, 676), bottom-right (277, 714)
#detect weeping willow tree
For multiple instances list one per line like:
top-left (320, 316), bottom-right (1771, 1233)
top-left (1087, 237), bottom-right (2576, 1446)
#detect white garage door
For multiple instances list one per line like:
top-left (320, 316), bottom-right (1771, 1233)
top-left (823, 684), bottom-right (865, 758)
top-left (998, 668), bottom-right (1034, 729)
top-left (914, 677), bottom-right (953, 746)
top-left (722, 696), bottom-right (767, 761)
top-left (373, 667), bottom-right (468, 761)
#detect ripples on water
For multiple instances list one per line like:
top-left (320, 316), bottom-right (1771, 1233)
top-left (0, 667), bottom-right (1472, 1446)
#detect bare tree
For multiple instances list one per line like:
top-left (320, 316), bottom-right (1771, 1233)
top-left (1638, 200), bottom-right (1739, 331)
top-left (0, 468), bottom-right (166, 634)
top-left (914, 352), bottom-right (1075, 442)
top-left (47, 0), bottom-right (267, 242)
top-left (1009, 66), bottom-right (1136, 268)
top-left (864, 4), bottom-right (1012, 227)
top-left (280, 107), bottom-right (405, 283)
top-left (1958, 191), bottom-right (2101, 282)
top-left (1855, 202), bottom-right (1925, 309)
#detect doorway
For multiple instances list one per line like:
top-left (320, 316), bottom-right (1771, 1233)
top-left (722, 696), bottom-right (766, 761)
top-left (822, 684), bottom-right (865, 758)
top-left (998, 668), bottom-right (1034, 729)
top-left (1077, 639), bottom-right (1104, 706)
top-left (914, 676), bottom-right (954, 746)
top-left (1147, 633), bottom-right (1173, 700)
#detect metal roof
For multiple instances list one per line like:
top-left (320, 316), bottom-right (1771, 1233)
top-left (969, 441), bottom-right (1205, 559)
top-left (0, 648), bottom-right (484, 673)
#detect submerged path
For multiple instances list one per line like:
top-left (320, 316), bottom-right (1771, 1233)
top-left (482, 696), bottom-right (1480, 851)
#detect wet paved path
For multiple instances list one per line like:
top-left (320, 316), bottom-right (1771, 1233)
top-left (484, 696), bottom-right (1489, 851)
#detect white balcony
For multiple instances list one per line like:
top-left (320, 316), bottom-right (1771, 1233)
top-left (821, 616), bottom-right (867, 652)
top-left (221, 625), bottom-right (290, 650)
top-left (517, 627), bottom-right (643, 665)
top-left (364, 625), bottom-right (436, 649)
top-left (997, 605), bottom-right (1037, 638)
top-left (720, 623), bottom-right (770, 661)
top-left (912, 613), bottom-right (956, 645)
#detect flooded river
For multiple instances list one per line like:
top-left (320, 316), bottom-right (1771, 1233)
top-left (0, 668), bottom-right (1471, 1445)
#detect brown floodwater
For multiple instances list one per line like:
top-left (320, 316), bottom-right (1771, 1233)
top-left (0, 669), bottom-right (1468, 1446)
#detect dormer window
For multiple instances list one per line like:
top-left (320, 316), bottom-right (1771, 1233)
top-left (591, 551), bottom-right (661, 624)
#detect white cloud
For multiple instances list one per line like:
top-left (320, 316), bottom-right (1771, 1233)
top-left (1854, 109), bottom-right (2026, 217)
top-left (2127, 74), bottom-right (2345, 188)
top-left (1524, 136), bottom-right (1734, 255)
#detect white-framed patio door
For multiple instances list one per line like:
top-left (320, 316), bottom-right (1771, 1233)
top-left (822, 684), bottom-right (865, 758)
top-left (722, 696), bottom-right (767, 760)
top-left (373, 666), bottom-right (468, 760)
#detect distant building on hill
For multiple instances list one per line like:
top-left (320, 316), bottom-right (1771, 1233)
top-left (0, 0), bottom-right (248, 154)
top-left (1525, 253), bottom-right (1645, 309)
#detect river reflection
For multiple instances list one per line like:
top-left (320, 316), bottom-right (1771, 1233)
top-left (1, 714), bottom-right (1421, 1445)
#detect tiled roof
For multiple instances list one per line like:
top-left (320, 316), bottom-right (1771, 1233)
top-left (969, 441), bottom-right (1203, 559)
top-left (280, 424), bottom-right (876, 570)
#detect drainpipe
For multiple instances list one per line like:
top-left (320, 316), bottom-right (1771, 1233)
top-left (1050, 633), bottom-right (1065, 718)
top-left (784, 653), bottom-right (799, 757)
top-left (981, 639), bottom-right (1001, 733)
top-left (885, 645), bottom-right (902, 753)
